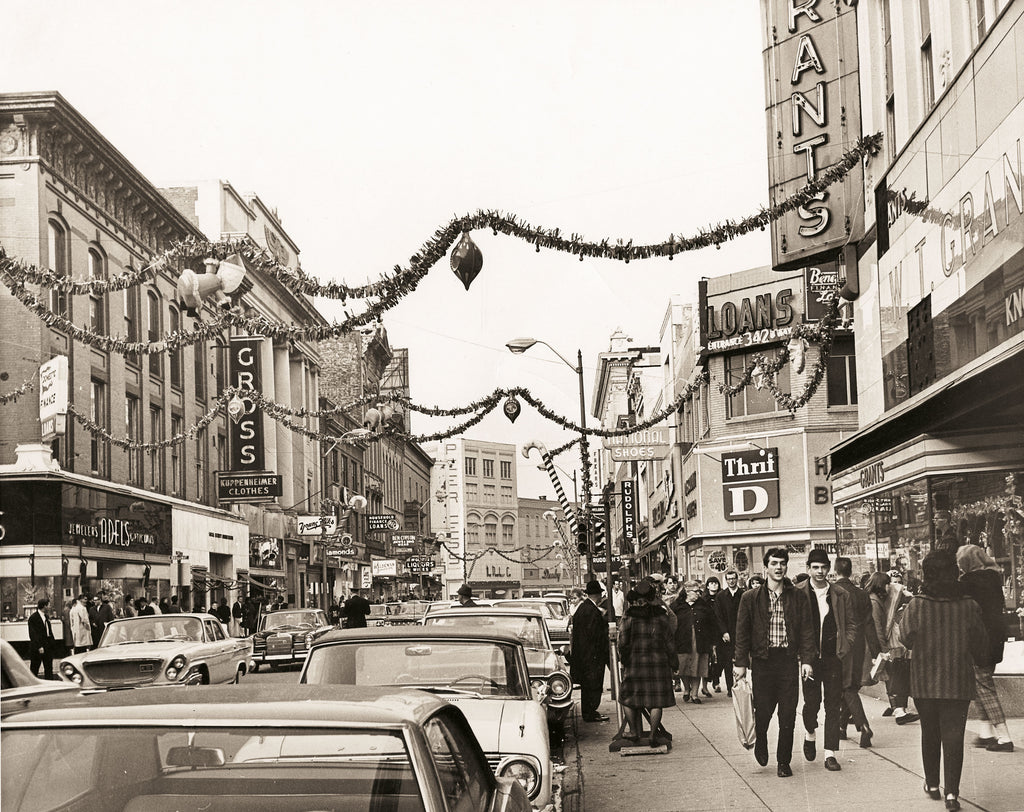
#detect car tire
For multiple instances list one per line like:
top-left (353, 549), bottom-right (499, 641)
top-left (250, 663), bottom-right (260, 673)
top-left (233, 665), bottom-right (244, 684)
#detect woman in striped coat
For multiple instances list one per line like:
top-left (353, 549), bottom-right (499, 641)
top-left (899, 550), bottom-right (988, 811)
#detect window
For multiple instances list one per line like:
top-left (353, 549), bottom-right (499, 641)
top-left (171, 414), bottom-right (184, 497)
top-left (919, 0), bottom-right (934, 110)
top-left (195, 435), bottom-right (208, 504)
top-left (976, 0), bottom-right (988, 40)
top-left (87, 248), bottom-right (106, 334)
top-left (47, 222), bottom-right (69, 318)
top-left (464, 457), bottom-right (476, 476)
top-left (216, 432), bottom-right (227, 474)
top-left (424, 716), bottom-right (489, 812)
top-left (483, 484), bottom-right (495, 503)
top-left (501, 486), bottom-right (513, 505)
top-left (168, 306), bottom-right (182, 389)
top-left (147, 291), bottom-right (162, 378)
top-left (881, 0), bottom-right (896, 162)
top-left (484, 521), bottom-right (497, 546)
top-left (466, 482), bottom-right (478, 502)
top-left (827, 336), bottom-right (858, 406)
top-left (89, 379), bottom-right (109, 477)
top-left (194, 341), bottom-right (207, 403)
top-left (500, 460), bottom-right (512, 479)
top-left (725, 353), bottom-right (791, 418)
top-left (213, 337), bottom-right (227, 397)
top-left (124, 283), bottom-right (141, 368)
top-left (148, 404), bottom-right (164, 491)
top-left (482, 459), bottom-right (494, 478)
top-left (501, 522), bottom-right (514, 547)
top-left (466, 519), bottom-right (480, 548)
top-left (126, 395), bottom-right (142, 486)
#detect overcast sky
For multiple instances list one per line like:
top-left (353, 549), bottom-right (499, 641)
top-left (7, 0), bottom-right (771, 499)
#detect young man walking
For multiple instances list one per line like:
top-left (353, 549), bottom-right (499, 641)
top-left (734, 548), bottom-right (816, 777)
top-left (831, 555), bottom-right (881, 748)
top-left (796, 549), bottom-right (857, 771)
top-left (714, 569), bottom-right (744, 696)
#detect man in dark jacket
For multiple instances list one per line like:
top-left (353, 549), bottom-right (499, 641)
top-left (571, 580), bottom-right (610, 722)
top-left (28, 598), bottom-right (56, 679)
top-left (343, 590), bottom-right (371, 628)
top-left (714, 569), bottom-right (744, 696)
top-left (734, 547), bottom-right (816, 778)
top-left (456, 584), bottom-right (479, 607)
top-left (795, 549), bottom-right (857, 771)
top-left (88, 595), bottom-right (102, 647)
top-left (831, 556), bottom-right (881, 748)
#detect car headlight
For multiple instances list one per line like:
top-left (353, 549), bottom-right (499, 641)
top-left (165, 655), bottom-right (188, 681)
top-left (530, 678), bottom-right (547, 700)
top-left (547, 673), bottom-right (571, 701)
top-left (305, 632), bottom-right (314, 645)
top-left (59, 662), bottom-right (83, 684)
top-left (499, 758), bottom-right (540, 799)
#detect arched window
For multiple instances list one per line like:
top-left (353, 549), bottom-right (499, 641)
top-left (147, 290), bottom-right (162, 378)
top-left (87, 247), bottom-right (106, 333)
top-left (47, 221), bottom-right (69, 317)
top-left (168, 305), bottom-right (182, 389)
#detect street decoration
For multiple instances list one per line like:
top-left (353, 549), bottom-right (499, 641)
top-left (0, 372), bottom-right (37, 405)
top-left (450, 231), bottom-right (483, 290)
top-left (176, 254), bottom-right (247, 318)
top-left (502, 394), bottom-right (522, 423)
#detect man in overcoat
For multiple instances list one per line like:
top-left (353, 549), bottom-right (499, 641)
top-left (831, 555), bottom-right (881, 747)
top-left (714, 569), bottom-right (744, 696)
top-left (571, 580), bottom-right (610, 722)
top-left (28, 598), bottom-right (56, 679)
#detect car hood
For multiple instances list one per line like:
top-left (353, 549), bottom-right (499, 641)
top-left (255, 628), bottom-right (313, 638)
top-left (67, 642), bottom-right (192, 663)
top-left (523, 647), bottom-right (567, 676)
top-left (439, 695), bottom-right (537, 752)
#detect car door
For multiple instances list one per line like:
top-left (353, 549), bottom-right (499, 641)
top-left (202, 619), bottom-right (231, 683)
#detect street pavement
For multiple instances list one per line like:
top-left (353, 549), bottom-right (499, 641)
top-left (560, 688), bottom-right (1023, 812)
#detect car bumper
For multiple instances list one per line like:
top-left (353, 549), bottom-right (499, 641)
top-left (250, 652), bottom-right (309, 664)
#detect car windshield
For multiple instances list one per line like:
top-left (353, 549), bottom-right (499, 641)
top-left (2, 726), bottom-right (425, 812)
top-left (303, 640), bottom-right (529, 698)
top-left (389, 603), bottom-right (424, 617)
top-left (368, 605), bottom-right (389, 618)
top-left (424, 615), bottom-right (548, 649)
top-left (499, 601), bottom-right (566, 620)
top-left (100, 617), bottom-right (204, 645)
top-left (262, 612), bottom-right (320, 631)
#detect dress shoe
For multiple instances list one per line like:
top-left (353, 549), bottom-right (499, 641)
top-left (701, 688), bottom-right (712, 697)
top-left (803, 739), bottom-right (816, 761)
top-left (860, 725), bottom-right (873, 749)
top-left (583, 713), bottom-right (609, 722)
top-left (754, 739), bottom-right (769, 766)
top-left (972, 735), bottom-right (996, 748)
top-left (882, 707), bottom-right (894, 717)
top-left (824, 756), bottom-right (841, 771)
top-left (895, 712), bottom-right (919, 725)
top-left (649, 733), bottom-right (671, 748)
top-left (727, 689), bottom-right (733, 697)
top-left (944, 797), bottom-right (960, 811)
top-left (690, 696), bottom-right (702, 704)
top-left (777, 763), bottom-right (793, 778)
top-left (923, 783), bottom-right (941, 801)
top-left (986, 740), bottom-right (1014, 752)
top-left (714, 684), bottom-right (722, 692)
top-left (682, 694), bottom-right (690, 703)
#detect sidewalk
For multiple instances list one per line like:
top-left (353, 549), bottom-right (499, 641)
top-left (563, 689), bottom-right (1023, 812)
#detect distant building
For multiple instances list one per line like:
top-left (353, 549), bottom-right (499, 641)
top-left (517, 496), bottom-right (575, 594)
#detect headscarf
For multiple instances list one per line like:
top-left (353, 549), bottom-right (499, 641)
top-left (956, 543), bottom-right (1001, 574)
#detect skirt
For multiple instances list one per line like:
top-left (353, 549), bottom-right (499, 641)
top-left (677, 651), bottom-right (709, 679)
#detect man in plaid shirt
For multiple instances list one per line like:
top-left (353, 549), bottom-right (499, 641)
top-left (734, 547), bottom-right (816, 777)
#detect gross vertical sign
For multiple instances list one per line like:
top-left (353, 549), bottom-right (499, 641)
top-left (620, 479), bottom-right (637, 556)
top-left (722, 448), bottom-right (780, 521)
top-left (229, 336), bottom-right (265, 471)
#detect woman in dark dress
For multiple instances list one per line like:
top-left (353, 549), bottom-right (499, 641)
top-left (618, 579), bottom-right (677, 747)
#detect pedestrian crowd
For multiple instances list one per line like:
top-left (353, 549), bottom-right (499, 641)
top-left (568, 542), bottom-right (1013, 812)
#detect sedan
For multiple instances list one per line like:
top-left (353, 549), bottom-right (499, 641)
top-left (0, 684), bottom-right (532, 812)
top-left (57, 613), bottom-right (249, 689)
top-left (302, 626), bottom-right (553, 809)
top-left (1, 639), bottom-right (78, 713)
top-left (493, 599), bottom-right (572, 650)
top-left (250, 608), bottom-right (333, 671)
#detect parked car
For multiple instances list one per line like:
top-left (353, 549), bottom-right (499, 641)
top-left (0, 684), bottom-right (533, 812)
top-left (494, 599), bottom-right (572, 650)
top-left (57, 614), bottom-right (250, 689)
top-left (423, 607), bottom-right (574, 740)
top-left (421, 598), bottom-right (495, 619)
top-left (302, 626), bottom-right (552, 809)
top-left (367, 602), bottom-right (391, 627)
top-left (1, 639), bottom-right (78, 713)
top-left (386, 600), bottom-right (432, 625)
top-left (250, 608), bottom-right (333, 671)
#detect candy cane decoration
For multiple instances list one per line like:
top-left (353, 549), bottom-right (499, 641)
top-left (522, 440), bottom-right (578, 536)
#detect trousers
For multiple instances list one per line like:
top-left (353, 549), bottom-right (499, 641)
top-left (752, 649), bottom-right (800, 765)
top-left (579, 666), bottom-right (605, 718)
top-left (917, 698), bottom-right (970, 796)
top-left (802, 654), bottom-right (844, 750)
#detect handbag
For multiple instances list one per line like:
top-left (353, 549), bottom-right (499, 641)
top-left (731, 675), bottom-right (756, 749)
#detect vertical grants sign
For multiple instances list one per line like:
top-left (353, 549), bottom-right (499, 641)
top-left (228, 336), bottom-right (265, 471)
top-left (722, 448), bottom-right (781, 520)
top-left (761, 0), bottom-right (863, 270)
top-left (39, 355), bottom-right (69, 440)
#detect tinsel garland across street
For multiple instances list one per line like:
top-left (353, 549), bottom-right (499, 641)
top-left (0, 132), bottom-right (880, 306)
top-left (438, 539), bottom-right (564, 567)
top-left (66, 396), bottom-right (227, 452)
top-left (0, 374), bottom-right (36, 405)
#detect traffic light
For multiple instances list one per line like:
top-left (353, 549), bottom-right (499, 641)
top-left (576, 527), bottom-right (589, 555)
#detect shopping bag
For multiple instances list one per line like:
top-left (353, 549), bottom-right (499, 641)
top-left (868, 653), bottom-right (889, 684)
top-left (731, 675), bottom-right (756, 749)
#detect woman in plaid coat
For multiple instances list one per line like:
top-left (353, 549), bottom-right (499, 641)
top-left (618, 579), bottom-right (678, 747)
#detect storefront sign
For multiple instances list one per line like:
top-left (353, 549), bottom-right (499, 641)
top-left (228, 336), bottom-right (265, 471)
top-left (297, 514), bottom-right (338, 536)
top-left (360, 566), bottom-right (372, 589)
top-left (707, 550), bottom-right (728, 572)
top-left (326, 545), bottom-right (357, 558)
top-left (406, 556), bottom-right (435, 574)
top-left (805, 263), bottom-right (843, 321)
top-left (371, 559), bottom-right (398, 577)
top-left (39, 355), bottom-right (69, 440)
top-left (621, 479), bottom-right (637, 548)
top-left (61, 488), bottom-right (172, 556)
top-left (859, 460), bottom-right (885, 489)
top-left (250, 535), bottom-right (283, 569)
top-left (367, 514), bottom-right (400, 532)
top-left (217, 472), bottom-right (282, 503)
top-left (390, 533), bottom-right (416, 556)
top-left (760, 0), bottom-right (863, 269)
top-left (722, 447), bottom-right (781, 521)
top-left (703, 288), bottom-right (795, 353)
top-left (602, 428), bottom-right (671, 461)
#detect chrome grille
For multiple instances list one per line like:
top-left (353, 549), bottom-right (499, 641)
top-left (484, 752), bottom-right (502, 774)
top-left (266, 635), bottom-right (293, 655)
top-left (85, 660), bottom-right (161, 685)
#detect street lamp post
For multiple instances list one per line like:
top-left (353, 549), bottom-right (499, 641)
top-left (506, 337), bottom-right (593, 581)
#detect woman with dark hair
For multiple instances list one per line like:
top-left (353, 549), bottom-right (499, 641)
top-left (957, 544), bottom-right (1013, 752)
top-left (899, 550), bottom-right (988, 811)
top-left (704, 577), bottom-right (724, 693)
top-left (618, 579), bottom-right (677, 747)
top-left (867, 570), bottom-right (917, 724)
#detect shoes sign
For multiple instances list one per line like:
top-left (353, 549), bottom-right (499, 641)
top-left (721, 448), bottom-right (780, 521)
top-left (601, 427), bottom-right (671, 461)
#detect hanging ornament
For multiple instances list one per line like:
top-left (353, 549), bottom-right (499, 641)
top-left (450, 231), bottom-right (483, 290)
top-left (363, 407), bottom-right (383, 431)
top-left (227, 393), bottom-right (246, 424)
top-left (751, 365), bottom-right (766, 390)
top-left (176, 254), bottom-right (248, 318)
top-left (503, 395), bottom-right (522, 423)
top-left (787, 337), bottom-right (808, 374)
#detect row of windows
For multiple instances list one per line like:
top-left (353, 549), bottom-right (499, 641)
top-left (463, 457), bottom-right (514, 479)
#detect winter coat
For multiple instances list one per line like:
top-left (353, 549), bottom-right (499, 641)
top-left (691, 596), bottom-right (720, 655)
top-left (733, 580), bottom-right (816, 668)
top-left (570, 598), bottom-right (609, 683)
top-left (795, 579), bottom-right (857, 662)
top-left (617, 603), bottom-right (678, 709)
top-left (899, 590), bottom-right (987, 701)
top-left (832, 576), bottom-right (881, 688)
top-left (870, 583), bottom-right (911, 659)
top-left (69, 602), bottom-right (93, 648)
top-left (714, 587), bottom-right (744, 641)
top-left (958, 569), bottom-right (1006, 668)
top-left (670, 595), bottom-right (695, 654)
